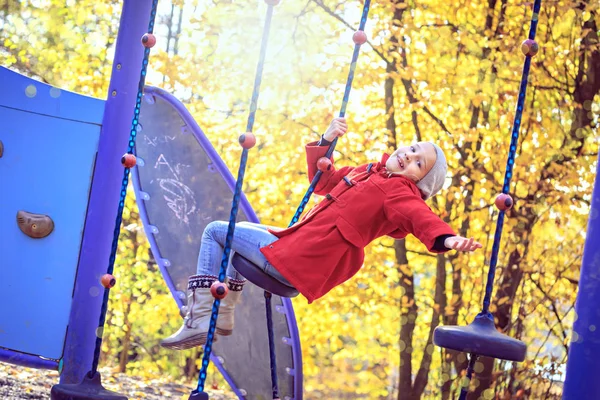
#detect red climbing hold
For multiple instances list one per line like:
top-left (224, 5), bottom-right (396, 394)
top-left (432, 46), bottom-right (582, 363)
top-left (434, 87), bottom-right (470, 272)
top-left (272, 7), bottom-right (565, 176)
top-left (101, 274), bottom-right (116, 289)
top-left (317, 157), bottom-right (332, 172)
top-left (353, 31), bottom-right (367, 45)
top-left (121, 153), bottom-right (137, 168)
top-left (141, 33), bottom-right (156, 48)
top-left (520, 39), bottom-right (539, 57)
top-left (495, 193), bottom-right (513, 211)
top-left (210, 281), bottom-right (229, 299)
top-left (239, 132), bottom-right (256, 149)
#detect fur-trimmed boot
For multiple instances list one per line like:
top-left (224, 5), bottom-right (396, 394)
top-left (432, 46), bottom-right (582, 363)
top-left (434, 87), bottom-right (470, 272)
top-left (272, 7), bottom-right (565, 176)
top-left (161, 274), bottom-right (218, 350)
top-left (216, 278), bottom-right (245, 336)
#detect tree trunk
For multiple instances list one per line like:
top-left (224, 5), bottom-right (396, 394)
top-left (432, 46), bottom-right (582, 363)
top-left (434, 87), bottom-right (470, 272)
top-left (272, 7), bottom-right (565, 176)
top-left (396, 239), bottom-right (417, 399)
top-left (441, 0), bottom-right (507, 388)
top-left (118, 301), bottom-right (132, 373)
top-left (174, 7), bottom-right (184, 56)
top-left (413, 254), bottom-right (447, 398)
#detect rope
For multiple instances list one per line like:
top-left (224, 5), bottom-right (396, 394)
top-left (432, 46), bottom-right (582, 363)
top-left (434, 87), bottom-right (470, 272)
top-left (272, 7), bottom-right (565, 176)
top-left (457, 2), bottom-right (542, 397)
top-left (481, 0), bottom-right (542, 315)
top-left (264, 293), bottom-right (280, 396)
top-left (256, 6), bottom-right (373, 393)
top-left (195, 4), bottom-right (275, 393)
top-left (90, 0), bottom-right (160, 376)
top-left (458, 354), bottom-right (478, 400)
top-left (196, 0), bottom-right (371, 393)
top-left (264, 291), bottom-right (279, 399)
top-left (288, 0), bottom-right (371, 227)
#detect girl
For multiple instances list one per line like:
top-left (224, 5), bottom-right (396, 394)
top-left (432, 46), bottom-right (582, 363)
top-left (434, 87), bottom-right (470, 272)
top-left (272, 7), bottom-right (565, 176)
top-left (161, 118), bottom-right (482, 350)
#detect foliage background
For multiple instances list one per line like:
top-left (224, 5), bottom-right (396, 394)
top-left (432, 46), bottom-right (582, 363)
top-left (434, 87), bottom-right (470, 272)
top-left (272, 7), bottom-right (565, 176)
top-left (1, 0), bottom-right (599, 398)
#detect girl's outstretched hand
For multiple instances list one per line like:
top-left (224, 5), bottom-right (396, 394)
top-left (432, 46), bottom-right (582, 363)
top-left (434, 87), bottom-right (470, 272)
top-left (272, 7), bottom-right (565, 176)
top-left (445, 236), bottom-right (482, 252)
top-left (323, 117), bottom-right (348, 142)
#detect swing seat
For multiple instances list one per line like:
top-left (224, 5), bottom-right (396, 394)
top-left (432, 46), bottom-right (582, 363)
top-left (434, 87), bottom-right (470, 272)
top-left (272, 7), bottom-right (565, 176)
top-left (188, 390), bottom-right (209, 399)
top-left (231, 253), bottom-right (299, 298)
top-left (433, 313), bottom-right (527, 362)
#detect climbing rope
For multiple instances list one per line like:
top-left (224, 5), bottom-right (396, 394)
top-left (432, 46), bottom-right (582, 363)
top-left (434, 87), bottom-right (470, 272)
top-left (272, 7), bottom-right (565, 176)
top-left (289, 0), bottom-right (371, 226)
top-left (90, 0), bottom-right (160, 377)
top-left (457, 1), bottom-right (542, 399)
top-left (253, 2), bottom-right (373, 397)
top-left (482, 0), bottom-right (542, 318)
top-left (194, 2), bottom-right (276, 395)
top-left (195, 0), bottom-right (372, 396)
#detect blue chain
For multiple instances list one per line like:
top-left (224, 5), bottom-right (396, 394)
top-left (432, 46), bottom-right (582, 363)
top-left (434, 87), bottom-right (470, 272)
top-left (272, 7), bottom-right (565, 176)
top-left (195, 4), bottom-right (275, 394)
top-left (289, 0), bottom-right (371, 226)
top-left (90, 0), bottom-right (160, 376)
top-left (481, 0), bottom-right (541, 314)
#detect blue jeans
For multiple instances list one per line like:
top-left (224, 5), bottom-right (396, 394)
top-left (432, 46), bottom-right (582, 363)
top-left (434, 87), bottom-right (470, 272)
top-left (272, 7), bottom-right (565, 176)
top-left (196, 221), bottom-right (291, 286)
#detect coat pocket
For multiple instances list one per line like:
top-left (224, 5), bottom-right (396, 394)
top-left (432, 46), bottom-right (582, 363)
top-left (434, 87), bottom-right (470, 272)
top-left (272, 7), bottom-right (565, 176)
top-left (335, 216), bottom-right (364, 247)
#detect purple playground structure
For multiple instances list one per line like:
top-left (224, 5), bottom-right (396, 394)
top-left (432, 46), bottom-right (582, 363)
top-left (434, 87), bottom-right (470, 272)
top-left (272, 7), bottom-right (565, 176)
top-left (0, 0), bottom-right (302, 399)
top-left (0, 0), bottom-right (599, 399)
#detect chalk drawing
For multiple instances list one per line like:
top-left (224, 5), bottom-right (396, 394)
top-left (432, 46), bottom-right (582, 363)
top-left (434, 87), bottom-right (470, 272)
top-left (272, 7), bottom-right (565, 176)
top-left (153, 153), bottom-right (196, 224)
top-left (158, 178), bottom-right (197, 225)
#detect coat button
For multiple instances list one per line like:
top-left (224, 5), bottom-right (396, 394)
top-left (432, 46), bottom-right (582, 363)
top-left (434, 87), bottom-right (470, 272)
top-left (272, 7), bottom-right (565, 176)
top-left (269, 245), bottom-right (273, 248)
top-left (325, 193), bottom-right (332, 200)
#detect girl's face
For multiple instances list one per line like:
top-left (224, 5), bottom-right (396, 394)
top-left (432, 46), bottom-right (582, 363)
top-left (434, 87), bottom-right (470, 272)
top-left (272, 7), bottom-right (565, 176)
top-left (385, 142), bottom-right (437, 183)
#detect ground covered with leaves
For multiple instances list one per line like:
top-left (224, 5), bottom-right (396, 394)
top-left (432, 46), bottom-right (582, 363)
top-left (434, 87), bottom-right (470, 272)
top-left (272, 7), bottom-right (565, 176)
top-left (0, 363), bottom-right (235, 400)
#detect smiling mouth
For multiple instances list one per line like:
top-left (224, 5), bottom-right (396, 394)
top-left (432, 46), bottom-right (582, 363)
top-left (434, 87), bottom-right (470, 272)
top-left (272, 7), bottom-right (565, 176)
top-left (397, 156), bottom-right (404, 169)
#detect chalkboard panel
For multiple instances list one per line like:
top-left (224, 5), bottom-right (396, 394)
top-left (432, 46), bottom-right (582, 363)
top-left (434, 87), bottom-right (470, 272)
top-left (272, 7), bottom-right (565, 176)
top-left (133, 86), bottom-right (302, 400)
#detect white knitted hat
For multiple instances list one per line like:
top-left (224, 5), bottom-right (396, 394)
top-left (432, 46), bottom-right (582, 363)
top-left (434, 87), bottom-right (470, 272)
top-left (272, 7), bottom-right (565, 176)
top-left (416, 143), bottom-right (447, 200)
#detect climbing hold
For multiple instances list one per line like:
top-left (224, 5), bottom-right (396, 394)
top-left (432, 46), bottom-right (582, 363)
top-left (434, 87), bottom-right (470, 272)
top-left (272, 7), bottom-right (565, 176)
top-left (495, 193), bottom-right (513, 211)
top-left (353, 30), bottom-right (367, 45)
top-left (121, 153), bottom-right (137, 168)
top-left (16, 210), bottom-right (54, 239)
top-left (520, 39), bottom-right (539, 57)
top-left (264, 0), bottom-right (281, 5)
top-left (317, 157), bottom-right (332, 172)
top-left (210, 281), bottom-right (229, 299)
top-left (239, 132), bottom-right (256, 149)
top-left (101, 274), bottom-right (116, 289)
top-left (141, 33), bottom-right (156, 48)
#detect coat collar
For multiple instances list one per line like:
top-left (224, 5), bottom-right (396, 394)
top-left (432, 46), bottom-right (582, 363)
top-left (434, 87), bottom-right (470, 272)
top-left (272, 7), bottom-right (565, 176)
top-left (377, 153), bottom-right (395, 177)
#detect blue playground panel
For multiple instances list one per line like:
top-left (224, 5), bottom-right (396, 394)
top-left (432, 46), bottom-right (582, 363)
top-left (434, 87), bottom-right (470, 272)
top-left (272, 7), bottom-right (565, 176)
top-left (0, 66), bottom-right (302, 399)
top-left (0, 67), bottom-right (103, 361)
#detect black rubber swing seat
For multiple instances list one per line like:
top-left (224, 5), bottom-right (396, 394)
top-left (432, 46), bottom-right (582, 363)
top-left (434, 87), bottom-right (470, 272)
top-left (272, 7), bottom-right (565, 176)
top-left (231, 253), bottom-right (299, 298)
top-left (188, 390), bottom-right (209, 399)
top-left (433, 313), bottom-right (527, 362)
top-left (51, 371), bottom-right (128, 400)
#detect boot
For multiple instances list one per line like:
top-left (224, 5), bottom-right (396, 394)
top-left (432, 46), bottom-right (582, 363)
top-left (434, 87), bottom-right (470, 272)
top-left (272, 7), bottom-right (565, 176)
top-left (161, 274), bottom-right (218, 350)
top-left (216, 278), bottom-right (245, 336)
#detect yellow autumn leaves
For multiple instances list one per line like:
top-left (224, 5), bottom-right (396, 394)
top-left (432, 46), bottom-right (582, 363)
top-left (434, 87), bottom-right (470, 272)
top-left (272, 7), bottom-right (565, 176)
top-left (2, 0), bottom-right (599, 397)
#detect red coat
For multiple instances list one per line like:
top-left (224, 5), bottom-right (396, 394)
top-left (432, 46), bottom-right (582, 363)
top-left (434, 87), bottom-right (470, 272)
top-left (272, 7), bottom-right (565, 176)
top-left (260, 142), bottom-right (456, 303)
